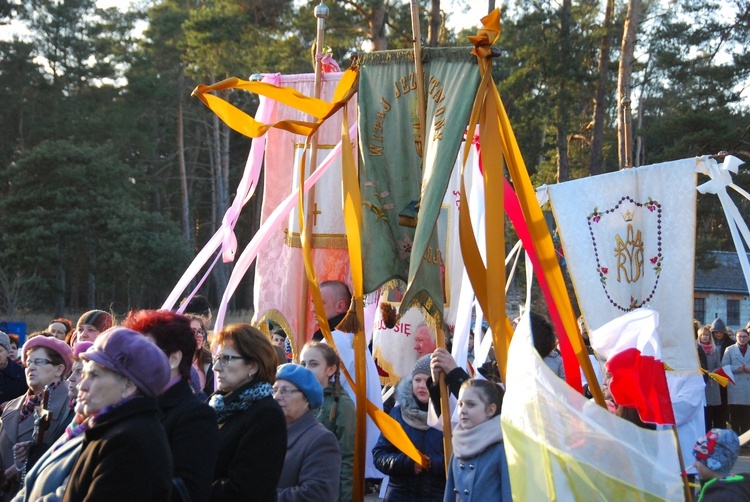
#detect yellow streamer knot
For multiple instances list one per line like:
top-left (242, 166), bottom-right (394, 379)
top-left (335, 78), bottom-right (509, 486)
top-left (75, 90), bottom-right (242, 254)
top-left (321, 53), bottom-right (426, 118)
top-left (468, 9), bottom-right (502, 59)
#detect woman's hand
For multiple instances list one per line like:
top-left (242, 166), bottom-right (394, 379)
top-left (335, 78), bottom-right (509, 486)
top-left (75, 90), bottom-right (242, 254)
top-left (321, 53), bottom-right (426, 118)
top-left (12, 441), bottom-right (30, 469)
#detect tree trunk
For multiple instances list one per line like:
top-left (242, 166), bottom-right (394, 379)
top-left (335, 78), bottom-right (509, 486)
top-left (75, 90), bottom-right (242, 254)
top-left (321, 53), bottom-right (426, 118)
top-left (618, 0), bottom-right (641, 169)
top-left (589, 0), bottom-right (614, 175)
top-left (370, 5), bottom-right (388, 51)
top-left (427, 0), bottom-right (440, 47)
top-left (177, 65), bottom-right (191, 243)
top-left (556, 0), bottom-right (572, 183)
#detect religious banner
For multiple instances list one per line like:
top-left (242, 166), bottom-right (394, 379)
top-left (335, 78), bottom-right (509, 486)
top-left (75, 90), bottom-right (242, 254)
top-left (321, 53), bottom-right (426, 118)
top-left (547, 159), bottom-right (699, 370)
top-left (253, 72), bottom-right (357, 354)
top-left (400, 49), bottom-right (480, 321)
top-left (371, 301), bottom-right (428, 387)
top-left (358, 48), bottom-right (479, 321)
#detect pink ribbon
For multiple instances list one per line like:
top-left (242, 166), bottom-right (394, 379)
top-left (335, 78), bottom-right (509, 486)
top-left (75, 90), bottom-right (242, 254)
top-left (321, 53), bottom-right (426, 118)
top-left (213, 123), bottom-right (358, 330)
top-left (163, 73), bottom-right (281, 313)
top-left (316, 53), bottom-right (341, 73)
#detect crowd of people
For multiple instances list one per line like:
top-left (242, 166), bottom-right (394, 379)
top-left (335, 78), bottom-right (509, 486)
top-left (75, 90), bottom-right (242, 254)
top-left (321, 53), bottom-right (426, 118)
top-left (0, 286), bottom-right (748, 501)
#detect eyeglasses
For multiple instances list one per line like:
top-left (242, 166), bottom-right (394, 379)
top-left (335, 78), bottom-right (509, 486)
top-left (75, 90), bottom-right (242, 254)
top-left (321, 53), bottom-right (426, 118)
top-left (273, 387), bottom-right (301, 397)
top-left (212, 354), bottom-right (245, 367)
top-left (26, 358), bottom-right (54, 367)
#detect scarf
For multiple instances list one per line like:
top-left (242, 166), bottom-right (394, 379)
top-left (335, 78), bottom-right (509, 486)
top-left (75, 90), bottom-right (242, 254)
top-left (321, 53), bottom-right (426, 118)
top-left (19, 380), bottom-right (62, 422)
top-left (452, 415), bottom-right (504, 459)
top-left (698, 342), bottom-right (714, 356)
top-left (396, 378), bottom-right (429, 431)
top-left (209, 381), bottom-right (274, 424)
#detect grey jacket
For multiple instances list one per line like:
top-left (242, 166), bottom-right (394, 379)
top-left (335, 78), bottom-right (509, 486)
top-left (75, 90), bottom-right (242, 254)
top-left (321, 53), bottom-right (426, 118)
top-left (722, 344), bottom-right (750, 405)
top-left (277, 410), bottom-right (341, 502)
top-left (12, 435), bottom-right (83, 502)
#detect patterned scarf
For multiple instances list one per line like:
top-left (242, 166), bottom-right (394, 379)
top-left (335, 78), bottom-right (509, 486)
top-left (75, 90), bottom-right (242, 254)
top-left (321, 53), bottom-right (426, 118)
top-left (19, 381), bottom-right (61, 423)
top-left (209, 381), bottom-right (274, 424)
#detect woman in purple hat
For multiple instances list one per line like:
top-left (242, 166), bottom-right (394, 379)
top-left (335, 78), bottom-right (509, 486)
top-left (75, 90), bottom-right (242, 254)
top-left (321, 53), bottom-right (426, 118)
top-left (62, 327), bottom-right (173, 501)
top-left (0, 336), bottom-right (74, 500)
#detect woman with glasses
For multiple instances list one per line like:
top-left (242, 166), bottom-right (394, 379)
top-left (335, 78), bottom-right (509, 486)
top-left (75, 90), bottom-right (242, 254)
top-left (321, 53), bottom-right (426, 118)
top-left (0, 337), bottom-right (73, 500)
top-left (208, 324), bottom-right (286, 501)
top-left (274, 363), bottom-right (340, 501)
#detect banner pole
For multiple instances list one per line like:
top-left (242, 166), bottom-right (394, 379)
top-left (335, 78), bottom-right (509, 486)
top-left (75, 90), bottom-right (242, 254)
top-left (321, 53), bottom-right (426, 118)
top-left (672, 425), bottom-right (693, 502)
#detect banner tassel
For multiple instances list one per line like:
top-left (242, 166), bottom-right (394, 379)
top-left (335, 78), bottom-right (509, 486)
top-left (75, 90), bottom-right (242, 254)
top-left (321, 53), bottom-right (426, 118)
top-left (336, 296), bottom-right (364, 333)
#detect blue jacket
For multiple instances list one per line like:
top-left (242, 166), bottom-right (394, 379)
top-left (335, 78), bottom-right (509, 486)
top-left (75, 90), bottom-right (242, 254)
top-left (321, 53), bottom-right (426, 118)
top-left (444, 441), bottom-right (511, 501)
top-left (372, 379), bottom-right (445, 501)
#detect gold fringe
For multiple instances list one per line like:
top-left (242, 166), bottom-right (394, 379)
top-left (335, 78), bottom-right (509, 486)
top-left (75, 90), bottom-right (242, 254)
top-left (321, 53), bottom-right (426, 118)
top-left (254, 309), bottom-right (298, 362)
top-left (284, 230), bottom-right (348, 249)
top-left (335, 296), bottom-right (363, 334)
top-left (360, 47), bottom-right (478, 66)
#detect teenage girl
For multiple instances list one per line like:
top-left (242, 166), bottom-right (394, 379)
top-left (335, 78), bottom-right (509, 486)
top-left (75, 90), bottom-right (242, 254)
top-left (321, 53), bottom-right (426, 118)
top-left (300, 341), bottom-right (356, 502)
top-left (445, 379), bottom-right (511, 501)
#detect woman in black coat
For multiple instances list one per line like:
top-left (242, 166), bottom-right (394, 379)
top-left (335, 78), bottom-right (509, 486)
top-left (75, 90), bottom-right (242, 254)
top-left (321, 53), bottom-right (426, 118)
top-left (63, 327), bottom-right (173, 502)
top-left (208, 324), bottom-right (287, 501)
top-left (123, 309), bottom-right (219, 502)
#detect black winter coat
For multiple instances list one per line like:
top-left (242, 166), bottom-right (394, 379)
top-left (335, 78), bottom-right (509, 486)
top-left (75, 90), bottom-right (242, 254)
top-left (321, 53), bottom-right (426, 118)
top-left (210, 383), bottom-right (287, 502)
top-left (63, 396), bottom-right (173, 502)
top-left (372, 379), bottom-right (445, 502)
top-left (159, 378), bottom-right (218, 502)
top-left (0, 359), bottom-right (27, 407)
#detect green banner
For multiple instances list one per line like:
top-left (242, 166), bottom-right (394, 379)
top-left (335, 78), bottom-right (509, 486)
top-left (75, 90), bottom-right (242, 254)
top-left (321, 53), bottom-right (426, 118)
top-left (358, 50), bottom-right (423, 294)
top-left (359, 48), bottom-right (479, 320)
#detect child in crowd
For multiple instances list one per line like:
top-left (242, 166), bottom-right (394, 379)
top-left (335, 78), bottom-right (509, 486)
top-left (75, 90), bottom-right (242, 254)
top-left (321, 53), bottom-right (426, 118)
top-left (445, 379), bottom-right (511, 501)
top-left (693, 428), bottom-right (750, 501)
top-left (300, 341), bottom-right (355, 502)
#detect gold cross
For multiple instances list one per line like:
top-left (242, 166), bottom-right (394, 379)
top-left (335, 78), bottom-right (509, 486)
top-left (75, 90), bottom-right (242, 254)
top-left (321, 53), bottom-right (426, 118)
top-left (312, 203), bottom-right (322, 226)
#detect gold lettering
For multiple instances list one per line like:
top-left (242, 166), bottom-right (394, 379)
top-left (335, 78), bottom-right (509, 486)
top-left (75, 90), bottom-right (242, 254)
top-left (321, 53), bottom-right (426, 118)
top-left (410, 72), bottom-right (417, 90)
top-left (400, 77), bottom-right (410, 95)
top-left (372, 135), bottom-right (383, 142)
top-left (368, 144), bottom-right (384, 156)
top-left (435, 106), bottom-right (445, 117)
top-left (428, 76), bottom-right (439, 93)
top-left (394, 81), bottom-right (400, 98)
top-left (614, 223), bottom-right (645, 284)
top-left (374, 122), bottom-right (383, 133)
top-left (380, 97), bottom-right (391, 112)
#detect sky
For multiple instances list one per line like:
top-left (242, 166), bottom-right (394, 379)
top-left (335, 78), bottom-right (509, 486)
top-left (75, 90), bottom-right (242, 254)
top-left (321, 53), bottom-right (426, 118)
top-left (0, 0), bottom-right (492, 41)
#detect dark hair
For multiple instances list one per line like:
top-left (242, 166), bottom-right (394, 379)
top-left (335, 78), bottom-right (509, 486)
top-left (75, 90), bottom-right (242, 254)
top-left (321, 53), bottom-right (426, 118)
top-left (320, 280), bottom-right (352, 305)
top-left (122, 310), bottom-right (195, 380)
top-left (460, 378), bottom-right (504, 417)
top-left (50, 318), bottom-right (73, 334)
top-left (302, 341), bottom-right (342, 422)
top-left (181, 294), bottom-right (211, 318)
top-left (212, 324), bottom-right (277, 384)
top-left (272, 328), bottom-right (287, 340)
top-left (7, 334), bottom-right (19, 347)
top-left (530, 312), bottom-right (557, 359)
top-left (186, 315), bottom-right (212, 366)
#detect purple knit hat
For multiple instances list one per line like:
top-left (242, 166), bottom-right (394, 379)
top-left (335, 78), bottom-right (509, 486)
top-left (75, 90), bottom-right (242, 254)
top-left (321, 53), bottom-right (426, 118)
top-left (82, 327), bottom-right (170, 397)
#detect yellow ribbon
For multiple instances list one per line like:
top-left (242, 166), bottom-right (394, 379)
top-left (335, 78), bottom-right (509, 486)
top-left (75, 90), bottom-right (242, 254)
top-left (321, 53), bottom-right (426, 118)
top-left (459, 10), bottom-right (511, 381)
top-left (461, 10), bottom-right (603, 406)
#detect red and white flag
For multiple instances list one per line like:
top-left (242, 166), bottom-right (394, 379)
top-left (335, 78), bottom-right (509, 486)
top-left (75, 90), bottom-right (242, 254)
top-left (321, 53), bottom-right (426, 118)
top-left (715, 365), bottom-right (736, 386)
top-left (590, 308), bottom-right (676, 425)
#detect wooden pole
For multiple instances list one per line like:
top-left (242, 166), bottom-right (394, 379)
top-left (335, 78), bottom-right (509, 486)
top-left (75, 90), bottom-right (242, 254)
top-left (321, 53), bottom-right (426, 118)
top-left (410, 0), bottom-right (427, 159)
top-left (435, 323), bottom-right (453, 477)
top-left (672, 425), bottom-right (694, 502)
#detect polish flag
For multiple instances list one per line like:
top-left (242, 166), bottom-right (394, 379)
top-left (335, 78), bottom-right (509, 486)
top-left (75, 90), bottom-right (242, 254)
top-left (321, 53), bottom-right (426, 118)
top-left (590, 308), bottom-right (675, 425)
top-left (714, 365), bottom-right (736, 386)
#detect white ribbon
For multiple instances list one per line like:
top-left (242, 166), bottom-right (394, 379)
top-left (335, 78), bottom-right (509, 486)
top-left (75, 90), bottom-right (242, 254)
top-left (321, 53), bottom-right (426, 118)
top-left (696, 154), bottom-right (750, 297)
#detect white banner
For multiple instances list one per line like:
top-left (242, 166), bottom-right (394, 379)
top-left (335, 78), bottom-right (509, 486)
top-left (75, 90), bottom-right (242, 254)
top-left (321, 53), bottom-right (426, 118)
top-left (548, 159), bottom-right (699, 370)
